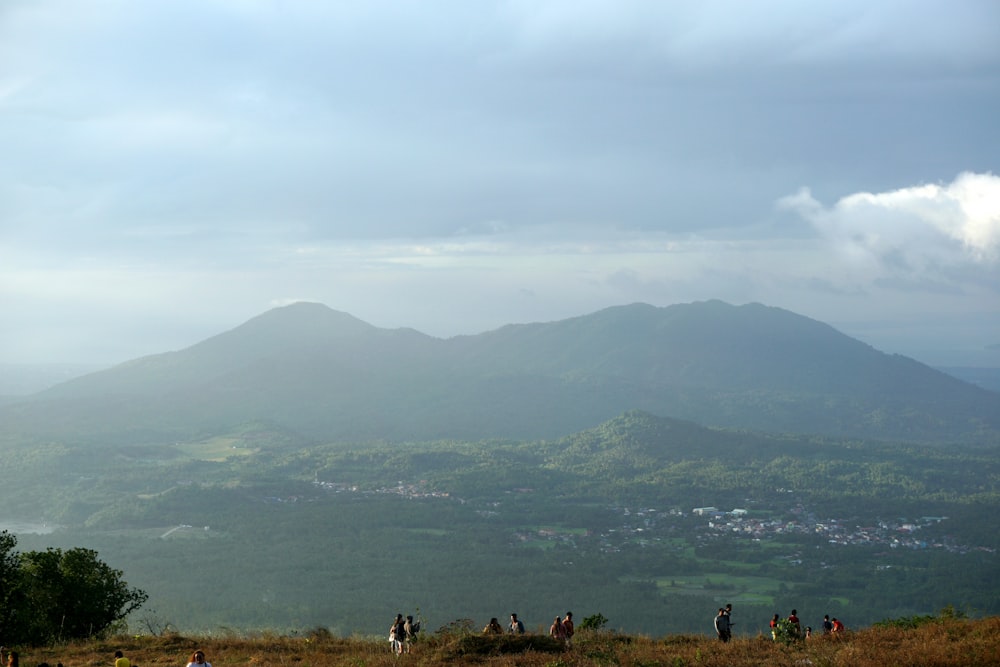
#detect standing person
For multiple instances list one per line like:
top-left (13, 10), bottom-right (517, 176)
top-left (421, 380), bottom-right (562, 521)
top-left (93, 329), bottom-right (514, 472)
top-left (724, 603), bottom-right (733, 640)
top-left (404, 614), bottom-right (420, 652)
top-left (562, 612), bottom-right (575, 648)
top-left (509, 612), bottom-right (525, 634)
top-left (788, 609), bottom-right (801, 637)
top-left (822, 614), bottom-right (833, 634)
top-left (550, 616), bottom-right (567, 644)
top-left (769, 614), bottom-right (780, 640)
top-left (114, 651), bottom-right (130, 667)
top-left (805, 626), bottom-right (813, 639)
top-left (832, 617), bottom-right (845, 634)
top-left (185, 651), bottom-right (211, 667)
top-left (714, 608), bottom-right (731, 642)
top-left (389, 614), bottom-right (406, 655)
top-left (483, 617), bottom-right (504, 634)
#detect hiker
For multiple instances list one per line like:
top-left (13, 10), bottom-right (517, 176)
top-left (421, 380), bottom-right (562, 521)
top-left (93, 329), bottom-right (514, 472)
top-left (788, 609), bottom-right (801, 636)
top-left (389, 614), bottom-right (406, 654)
top-left (114, 651), bottom-right (130, 667)
top-left (550, 616), bottom-right (567, 644)
top-left (822, 614), bottom-right (833, 634)
top-left (509, 612), bottom-right (525, 634)
top-left (185, 651), bottom-right (211, 667)
top-left (714, 608), bottom-right (731, 642)
top-left (832, 617), bottom-right (845, 633)
top-left (769, 613), bottom-right (780, 640)
top-left (724, 603), bottom-right (734, 640)
top-left (562, 611), bottom-right (575, 647)
top-left (483, 617), bottom-right (504, 634)
top-left (805, 626), bottom-right (813, 639)
top-left (404, 614), bottom-right (420, 652)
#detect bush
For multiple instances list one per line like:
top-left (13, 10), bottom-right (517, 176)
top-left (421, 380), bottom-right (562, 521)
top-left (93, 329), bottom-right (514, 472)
top-left (580, 613), bottom-right (609, 631)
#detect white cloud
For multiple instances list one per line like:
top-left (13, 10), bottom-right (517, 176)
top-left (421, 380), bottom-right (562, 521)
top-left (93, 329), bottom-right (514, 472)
top-left (778, 172), bottom-right (1000, 276)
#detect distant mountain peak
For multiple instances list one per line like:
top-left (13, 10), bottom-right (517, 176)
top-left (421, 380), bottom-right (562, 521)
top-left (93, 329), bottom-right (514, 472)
top-left (12, 300), bottom-right (999, 446)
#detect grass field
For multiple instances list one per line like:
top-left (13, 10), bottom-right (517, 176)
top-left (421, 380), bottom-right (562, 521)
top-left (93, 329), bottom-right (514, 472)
top-left (13, 616), bottom-right (1000, 667)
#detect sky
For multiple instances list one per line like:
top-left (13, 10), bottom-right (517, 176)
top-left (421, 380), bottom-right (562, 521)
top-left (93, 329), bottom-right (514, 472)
top-left (1, 0), bottom-right (999, 367)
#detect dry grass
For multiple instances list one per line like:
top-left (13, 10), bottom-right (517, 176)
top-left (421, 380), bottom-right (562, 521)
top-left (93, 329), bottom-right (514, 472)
top-left (17, 616), bottom-right (1000, 667)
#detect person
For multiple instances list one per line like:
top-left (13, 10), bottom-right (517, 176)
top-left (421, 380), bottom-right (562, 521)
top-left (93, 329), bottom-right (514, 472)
top-left (724, 603), bottom-right (734, 640)
top-left (185, 652), bottom-right (210, 667)
top-left (714, 608), bottom-right (730, 642)
top-left (822, 614), bottom-right (833, 634)
top-left (562, 611), bottom-right (575, 647)
top-left (550, 616), bottom-right (567, 644)
top-left (832, 617), bottom-right (845, 634)
top-left (509, 612), bottom-right (525, 634)
top-left (788, 609), bottom-right (801, 637)
top-left (483, 617), bottom-right (504, 634)
top-left (403, 614), bottom-right (420, 652)
top-left (805, 626), bottom-right (813, 639)
top-left (114, 650), bottom-right (131, 667)
top-left (389, 613), bottom-right (406, 655)
top-left (5, 651), bottom-right (18, 667)
top-left (769, 613), bottom-right (780, 641)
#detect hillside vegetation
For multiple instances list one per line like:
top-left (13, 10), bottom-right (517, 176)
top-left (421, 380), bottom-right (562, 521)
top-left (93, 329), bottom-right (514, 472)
top-left (6, 411), bottom-right (998, 635)
top-left (3, 300), bottom-right (998, 444)
top-left (18, 616), bottom-right (1000, 667)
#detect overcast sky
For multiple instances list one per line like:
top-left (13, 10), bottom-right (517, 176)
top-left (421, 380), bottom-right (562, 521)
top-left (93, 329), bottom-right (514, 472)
top-left (2, 0), bottom-right (999, 367)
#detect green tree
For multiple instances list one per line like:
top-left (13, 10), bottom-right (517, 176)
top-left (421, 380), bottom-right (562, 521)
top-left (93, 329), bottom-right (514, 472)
top-left (0, 531), bottom-right (23, 641)
top-left (16, 547), bottom-right (148, 644)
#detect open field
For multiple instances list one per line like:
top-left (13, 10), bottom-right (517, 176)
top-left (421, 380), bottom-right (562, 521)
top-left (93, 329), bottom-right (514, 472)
top-left (15, 617), bottom-right (1000, 667)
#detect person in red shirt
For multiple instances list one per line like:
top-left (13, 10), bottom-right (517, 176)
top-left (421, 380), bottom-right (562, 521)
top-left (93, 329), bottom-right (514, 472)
top-left (788, 609), bottom-right (801, 637)
top-left (832, 618), bottom-right (845, 633)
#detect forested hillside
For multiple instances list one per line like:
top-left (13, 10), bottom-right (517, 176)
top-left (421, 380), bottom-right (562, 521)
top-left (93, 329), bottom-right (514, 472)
top-left (6, 411), bottom-right (998, 636)
top-left (2, 301), bottom-right (997, 445)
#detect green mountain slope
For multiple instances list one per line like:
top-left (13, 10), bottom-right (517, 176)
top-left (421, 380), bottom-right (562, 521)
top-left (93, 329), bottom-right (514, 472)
top-left (2, 300), bottom-right (997, 446)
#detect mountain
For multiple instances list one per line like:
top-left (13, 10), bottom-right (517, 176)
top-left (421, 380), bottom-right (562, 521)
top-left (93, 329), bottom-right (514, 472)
top-left (2, 300), bottom-right (998, 446)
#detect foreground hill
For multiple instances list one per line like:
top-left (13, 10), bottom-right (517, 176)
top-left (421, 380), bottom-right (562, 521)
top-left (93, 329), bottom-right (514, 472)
top-left (20, 616), bottom-right (1000, 667)
top-left (2, 300), bottom-right (997, 445)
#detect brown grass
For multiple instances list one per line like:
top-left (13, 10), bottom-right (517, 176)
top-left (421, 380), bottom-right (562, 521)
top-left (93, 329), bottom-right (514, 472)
top-left (16, 616), bottom-right (1000, 667)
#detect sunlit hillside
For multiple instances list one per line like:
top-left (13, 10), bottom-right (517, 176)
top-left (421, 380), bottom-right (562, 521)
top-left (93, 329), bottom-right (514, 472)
top-left (18, 616), bottom-right (1000, 667)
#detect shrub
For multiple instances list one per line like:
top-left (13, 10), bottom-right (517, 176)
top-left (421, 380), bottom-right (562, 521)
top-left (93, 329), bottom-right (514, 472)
top-left (580, 613), bottom-right (609, 631)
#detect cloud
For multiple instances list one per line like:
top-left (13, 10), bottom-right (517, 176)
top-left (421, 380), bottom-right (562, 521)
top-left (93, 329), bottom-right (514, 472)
top-left (778, 172), bottom-right (1000, 280)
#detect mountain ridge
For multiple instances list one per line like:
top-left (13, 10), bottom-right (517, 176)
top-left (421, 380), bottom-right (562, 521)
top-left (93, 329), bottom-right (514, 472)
top-left (4, 300), bottom-right (998, 445)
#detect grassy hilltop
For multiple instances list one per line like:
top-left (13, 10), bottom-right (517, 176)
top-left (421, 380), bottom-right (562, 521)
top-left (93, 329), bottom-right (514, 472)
top-left (18, 616), bottom-right (1000, 667)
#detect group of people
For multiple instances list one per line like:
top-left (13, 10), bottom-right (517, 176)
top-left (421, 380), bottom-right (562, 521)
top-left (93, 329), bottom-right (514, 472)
top-left (483, 611), bottom-right (576, 647)
top-left (769, 609), bottom-right (845, 640)
top-left (481, 612), bottom-right (574, 646)
top-left (715, 605), bottom-right (846, 642)
top-left (547, 612), bottom-right (575, 646)
top-left (388, 614), bottom-right (421, 655)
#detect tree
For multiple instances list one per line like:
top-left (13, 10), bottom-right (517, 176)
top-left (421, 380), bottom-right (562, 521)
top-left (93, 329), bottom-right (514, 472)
top-left (12, 545), bottom-right (148, 644)
top-left (0, 531), bottom-right (23, 641)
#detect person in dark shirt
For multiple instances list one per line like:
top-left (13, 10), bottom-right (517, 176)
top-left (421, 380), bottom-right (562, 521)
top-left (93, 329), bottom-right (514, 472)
top-left (509, 612), bottom-right (525, 634)
top-left (714, 608), bottom-right (731, 642)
